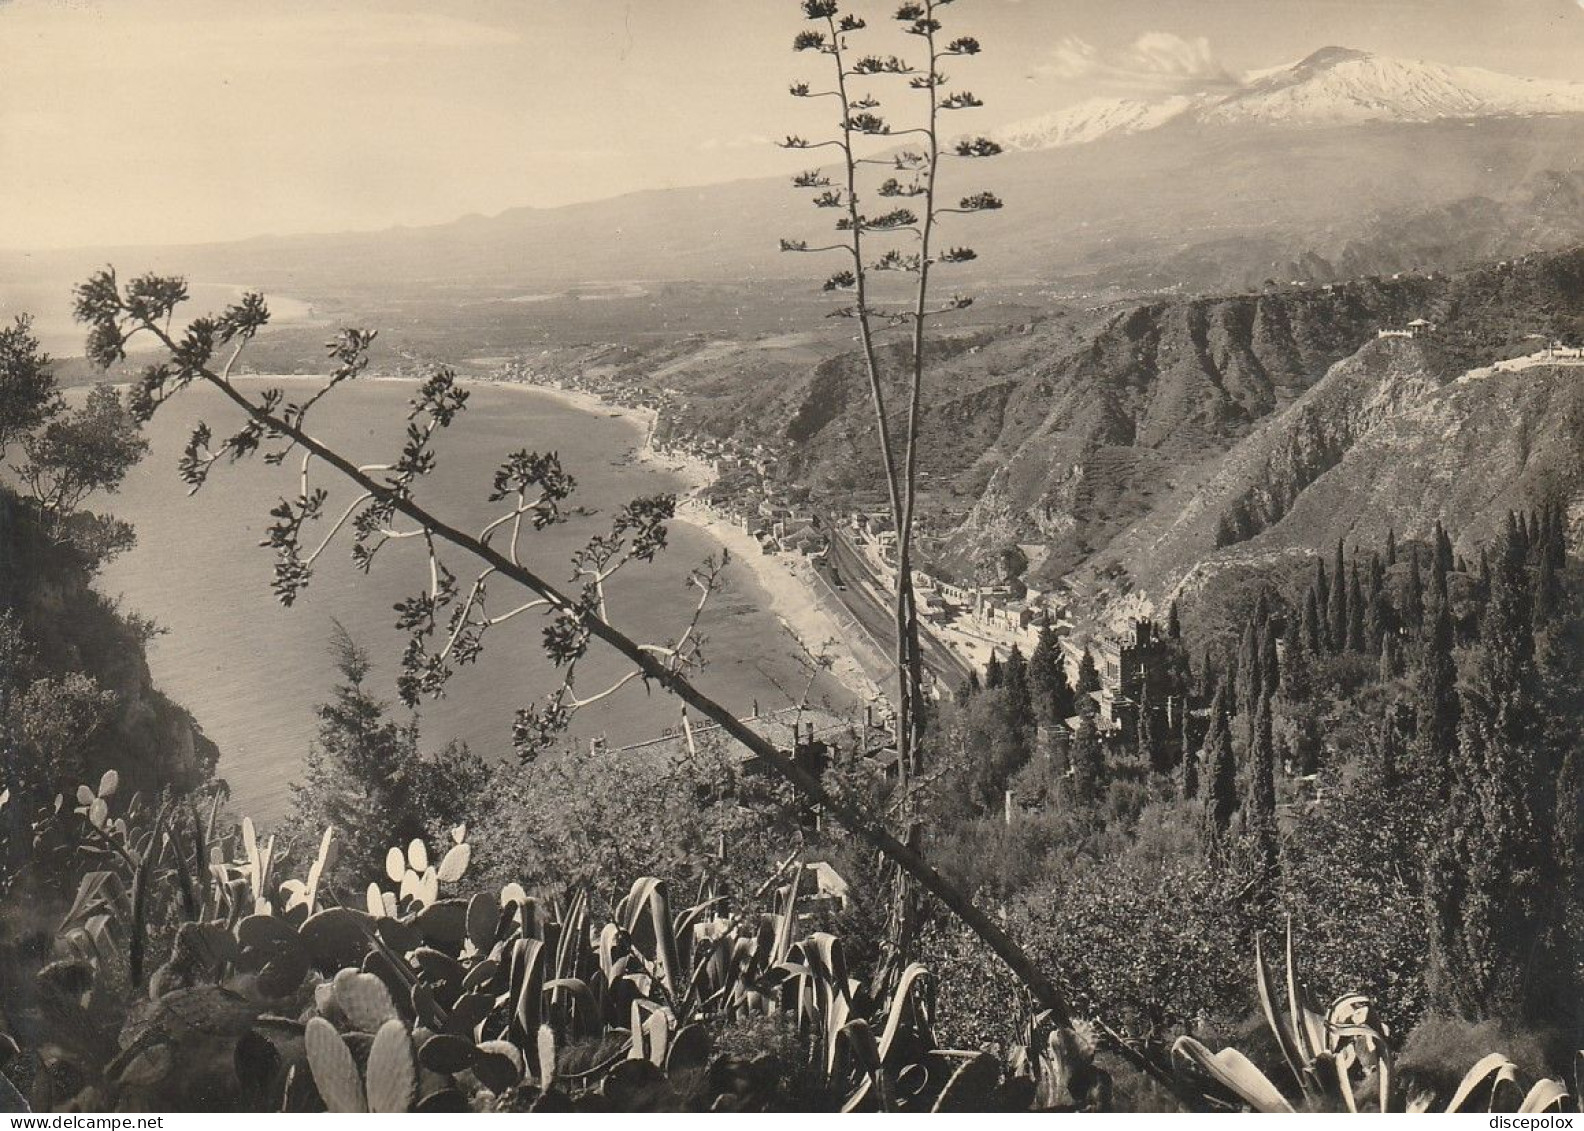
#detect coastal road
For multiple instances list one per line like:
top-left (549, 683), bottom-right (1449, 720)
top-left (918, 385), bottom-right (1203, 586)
top-left (820, 528), bottom-right (976, 694)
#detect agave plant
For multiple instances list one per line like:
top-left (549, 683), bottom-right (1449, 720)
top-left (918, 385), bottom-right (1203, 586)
top-left (1170, 921), bottom-right (1575, 1114)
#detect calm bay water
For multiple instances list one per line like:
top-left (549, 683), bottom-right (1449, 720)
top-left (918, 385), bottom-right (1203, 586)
top-left (93, 378), bottom-right (853, 824)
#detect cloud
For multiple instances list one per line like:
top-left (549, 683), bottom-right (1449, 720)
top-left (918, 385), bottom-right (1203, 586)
top-left (1033, 32), bottom-right (1241, 94)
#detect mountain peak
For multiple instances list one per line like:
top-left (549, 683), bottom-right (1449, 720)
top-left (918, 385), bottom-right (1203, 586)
top-left (1292, 45), bottom-right (1372, 71)
top-left (996, 48), bottom-right (1584, 152)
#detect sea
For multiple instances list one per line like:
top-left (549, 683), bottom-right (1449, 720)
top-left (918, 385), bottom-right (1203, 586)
top-left (90, 377), bottom-right (855, 824)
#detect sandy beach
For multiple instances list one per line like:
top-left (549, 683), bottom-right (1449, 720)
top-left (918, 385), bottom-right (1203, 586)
top-left (507, 379), bottom-right (884, 707)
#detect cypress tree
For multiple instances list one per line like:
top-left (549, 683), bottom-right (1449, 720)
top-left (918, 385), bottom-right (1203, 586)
top-left (1029, 623), bottom-right (1074, 726)
top-left (1069, 715), bottom-right (1104, 806)
top-left (1282, 615), bottom-right (1313, 703)
top-left (1314, 557), bottom-right (1331, 641)
top-left (1434, 519), bottom-right (1455, 581)
top-left (1386, 527), bottom-right (1398, 568)
top-left (1203, 683), bottom-right (1237, 835)
top-left (1379, 632), bottom-right (1402, 682)
top-left (1247, 695), bottom-right (1278, 869)
top-left (1301, 587), bottom-right (1324, 655)
top-left (1409, 595), bottom-right (1459, 812)
top-left (1166, 598), bottom-right (1181, 640)
top-left (1346, 563), bottom-right (1366, 653)
top-left (1180, 705), bottom-right (1198, 800)
top-left (1075, 649), bottom-right (1100, 718)
top-left (984, 649), bottom-right (1003, 690)
top-left (1259, 617), bottom-right (1281, 700)
top-left (1403, 544), bottom-right (1425, 632)
top-left (1426, 520), bottom-right (1555, 1024)
top-left (1004, 644), bottom-right (1035, 733)
top-left (1330, 539), bottom-right (1349, 651)
top-left (1235, 615), bottom-right (1262, 744)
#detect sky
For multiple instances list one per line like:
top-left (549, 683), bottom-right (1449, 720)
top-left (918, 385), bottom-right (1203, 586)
top-left (3, 0), bottom-right (1584, 249)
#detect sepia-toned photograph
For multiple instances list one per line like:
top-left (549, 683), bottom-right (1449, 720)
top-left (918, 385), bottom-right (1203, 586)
top-left (1, 0), bottom-right (1581, 1115)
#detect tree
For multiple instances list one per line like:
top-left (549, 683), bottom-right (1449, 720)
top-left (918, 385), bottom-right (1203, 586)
top-left (1400, 544), bottom-right (1424, 634)
top-left (1235, 615), bottom-right (1262, 745)
top-left (17, 384), bottom-right (148, 521)
top-left (1407, 596), bottom-right (1458, 817)
top-left (1246, 695), bottom-right (1277, 869)
top-left (1313, 556), bottom-right (1331, 642)
top-left (1179, 706), bottom-right (1198, 800)
top-left (1068, 715), bottom-right (1103, 807)
top-left (1300, 587), bottom-right (1324, 655)
top-left (284, 625), bottom-right (496, 885)
top-left (1329, 540), bottom-right (1349, 653)
top-left (0, 315), bottom-right (61, 457)
top-left (1074, 649), bottom-right (1100, 718)
top-left (984, 649), bottom-right (1003, 690)
top-left (1259, 616), bottom-right (1280, 701)
top-left (1425, 518), bottom-right (1566, 1025)
top-left (1203, 684), bottom-right (1237, 837)
top-left (1003, 644), bottom-right (1035, 734)
top-left (1345, 563), bottom-right (1366, 653)
top-left (1028, 622), bottom-right (1073, 727)
top-left (783, 0), bottom-right (1000, 782)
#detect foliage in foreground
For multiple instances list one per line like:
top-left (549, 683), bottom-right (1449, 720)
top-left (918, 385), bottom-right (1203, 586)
top-left (0, 782), bottom-right (1111, 1113)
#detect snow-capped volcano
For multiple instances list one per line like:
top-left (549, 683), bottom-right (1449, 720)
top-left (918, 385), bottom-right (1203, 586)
top-left (998, 47), bottom-right (1584, 151)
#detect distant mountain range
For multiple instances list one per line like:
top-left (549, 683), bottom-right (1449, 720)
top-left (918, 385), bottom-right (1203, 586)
top-left (997, 47), bottom-right (1584, 150)
top-left (9, 44), bottom-right (1584, 354)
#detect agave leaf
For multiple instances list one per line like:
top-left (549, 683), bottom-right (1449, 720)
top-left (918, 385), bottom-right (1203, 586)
top-left (1254, 934), bottom-right (1306, 1088)
top-left (1518, 1078), bottom-right (1569, 1114)
top-left (876, 963), bottom-right (934, 1066)
top-left (366, 1018), bottom-right (416, 1113)
top-left (1172, 1036), bottom-right (1295, 1114)
top-left (1491, 1063), bottom-right (1524, 1112)
top-left (838, 1018), bottom-right (890, 1113)
top-left (633, 1006), bottom-right (666, 1067)
top-left (1284, 923), bottom-right (1319, 1064)
top-left (771, 863), bottom-right (804, 968)
top-left (1446, 1053), bottom-right (1516, 1112)
top-left (305, 1016), bottom-right (366, 1113)
top-left (509, 937), bottom-right (547, 1066)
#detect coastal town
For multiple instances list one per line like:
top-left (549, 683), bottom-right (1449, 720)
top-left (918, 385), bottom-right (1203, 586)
top-left (499, 360), bottom-right (1196, 753)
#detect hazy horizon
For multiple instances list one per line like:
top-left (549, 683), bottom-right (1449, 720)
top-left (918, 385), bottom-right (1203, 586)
top-left (5, 0), bottom-right (1584, 252)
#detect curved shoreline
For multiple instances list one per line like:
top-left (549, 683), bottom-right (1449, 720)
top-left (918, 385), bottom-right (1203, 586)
top-left (484, 378), bottom-right (883, 706)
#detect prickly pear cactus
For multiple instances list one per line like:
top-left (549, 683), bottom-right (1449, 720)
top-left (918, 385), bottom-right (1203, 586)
top-left (332, 968), bottom-right (399, 1032)
top-left (305, 1016), bottom-right (366, 1113)
top-left (366, 1019), bottom-right (417, 1113)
